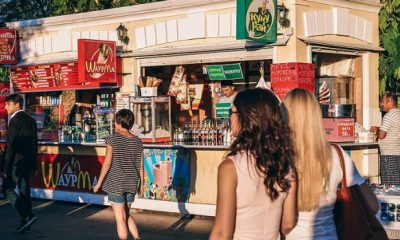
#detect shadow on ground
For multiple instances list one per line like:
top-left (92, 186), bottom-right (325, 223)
top-left (0, 198), bottom-right (213, 240)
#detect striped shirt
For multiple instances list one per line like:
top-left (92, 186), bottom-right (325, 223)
top-left (102, 133), bottom-right (143, 195)
top-left (379, 108), bottom-right (400, 155)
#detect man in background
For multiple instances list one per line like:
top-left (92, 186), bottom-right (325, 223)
top-left (218, 80), bottom-right (237, 104)
top-left (0, 94), bottom-right (38, 233)
top-left (370, 92), bottom-right (400, 185)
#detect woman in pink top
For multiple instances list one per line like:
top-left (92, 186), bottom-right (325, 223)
top-left (210, 88), bottom-right (298, 240)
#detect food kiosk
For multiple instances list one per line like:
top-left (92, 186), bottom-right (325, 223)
top-left (4, 0), bottom-right (383, 217)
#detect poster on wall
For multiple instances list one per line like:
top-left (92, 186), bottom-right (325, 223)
top-left (142, 148), bottom-right (190, 202)
top-left (78, 39), bottom-right (117, 83)
top-left (0, 29), bottom-right (18, 65)
top-left (236, 0), bottom-right (277, 43)
top-left (31, 154), bottom-right (105, 194)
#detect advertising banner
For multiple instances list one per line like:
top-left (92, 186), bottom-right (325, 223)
top-left (142, 148), bottom-right (190, 202)
top-left (78, 39), bottom-right (117, 83)
top-left (207, 63), bottom-right (243, 81)
top-left (10, 62), bottom-right (79, 92)
top-left (0, 29), bottom-right (18, 65)
top-left (236, 0), bottom-right (277, 43)
top-left (270, 62), bottom-right (315, 99)
top-left (31, 154), bottom-right (105, 193)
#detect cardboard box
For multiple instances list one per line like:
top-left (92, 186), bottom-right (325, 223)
top-left (323, 118), bottom-right (355, 142)
top-left (141, 87), bottom-right (157, 96)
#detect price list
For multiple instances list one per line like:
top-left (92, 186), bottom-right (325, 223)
top-left (10, 62), bottom-right (79, 91)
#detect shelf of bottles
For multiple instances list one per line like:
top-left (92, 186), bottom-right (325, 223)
top-left (94, 108), bottom-right (114, 143)
top-left (173, 118), bottom-right (231, 145)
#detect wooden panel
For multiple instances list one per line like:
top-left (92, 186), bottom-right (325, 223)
top-left (189, 149), bottom-right (226, 204)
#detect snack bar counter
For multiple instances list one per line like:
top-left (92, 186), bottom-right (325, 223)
top-left (27, 140), bottom-right (378, 217)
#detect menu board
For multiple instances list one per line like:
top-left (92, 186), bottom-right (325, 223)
top-left (10, 62), bottom-right (79, 92)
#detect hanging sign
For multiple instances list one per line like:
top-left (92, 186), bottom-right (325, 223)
top-left (0, 29), bottom-right (18, 65)
top-left (78, 39), bottom-right (117, 83)
top-left (216, 102), bottom-right (232, 119)
top-left (236, 0), bottom-right (277, 43)
top-left (207, 63), bottom-right (243, 81)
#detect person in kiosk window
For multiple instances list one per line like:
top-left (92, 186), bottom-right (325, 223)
top-left (210, 88), bottom-right (298, 240)
top-left (283, 88), bottom-right (379, 240)
top-left (93, 109), bottom-right (143, 240)
top-left (0, 94), bottom-right (38, 233)
top-left (370, 92), bottom-right (400, 185)
top-left (218, 80), bottom-right (237, 104)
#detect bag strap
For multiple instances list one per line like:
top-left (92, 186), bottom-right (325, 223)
top-left (332, 144), bottom-right (348, 188)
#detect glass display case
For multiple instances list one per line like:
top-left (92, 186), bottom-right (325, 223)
top-left (94, 108), bottom-right (115, 143)
top-left (129, 96), bottom-right (171, 143)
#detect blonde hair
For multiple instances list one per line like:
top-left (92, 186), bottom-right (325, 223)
top-left (283, 88), bottom-right (332, 211)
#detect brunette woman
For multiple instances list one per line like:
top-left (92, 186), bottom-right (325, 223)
top-left (210, 88), bottom-right (298, 240)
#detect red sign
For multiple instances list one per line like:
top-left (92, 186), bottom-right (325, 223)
top-left (10, 62), bottom-right (79, 92)
top-left (323, 118), bottom-right (355, 142)
top-left (31, 153), bottom-right (105, 194)
top-left (270, 62), bottom-right (315, 99)
top-left (0, 29), bottom-right (18, 65)
top-left (78, 39), bottom-right (117, 83)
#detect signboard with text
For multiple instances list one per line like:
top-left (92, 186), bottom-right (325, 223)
top-left (31, 154), bottom-right (105, 194)
top-left (0, 29), bottom-right (18, 65)
top-left (207, 63), bottom-right (243, 81)
top-left (236, 0), bottom-right (277, 43)
top-left (10, 62), bottom-right (80, 92)
top-left (215, 102), bottom-right (231, 119)
top-left (78, 39), bottom-right (117, 83)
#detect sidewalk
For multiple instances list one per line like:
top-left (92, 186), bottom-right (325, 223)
top-left (0, 198), bottom-right (214, 240)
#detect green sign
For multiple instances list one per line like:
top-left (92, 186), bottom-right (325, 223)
top-left (207, 63), bottom-right (243, 81)
top-left (236, 0), bottom-right (277, 43)
top-left (216, 102), bottom-right (232, 119)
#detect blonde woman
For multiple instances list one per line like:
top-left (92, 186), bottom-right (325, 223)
top-left (283, 88), bottom-right (379, 240)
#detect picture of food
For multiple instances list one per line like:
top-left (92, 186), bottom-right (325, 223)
top-left (0, 38), bottom-right (11, 54)
top-left (29, 69), bottom-right (38, 88)
top-left (97, 43), bottom-right (112, 64)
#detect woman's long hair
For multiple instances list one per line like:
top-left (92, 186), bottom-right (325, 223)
top-left (283, 88), bottom-right (332, 211)
top-left (229, 88), bottom-right (296, 200)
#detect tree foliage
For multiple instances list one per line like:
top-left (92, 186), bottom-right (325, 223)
top-left (379, 0), bottom-right (400, 94)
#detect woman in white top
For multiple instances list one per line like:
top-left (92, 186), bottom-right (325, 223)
top-left (283, 88), bottom-right (379, 239)
top-left (210, 88), bottom-right (298, 240)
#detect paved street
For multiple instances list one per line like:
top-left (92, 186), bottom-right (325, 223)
top-left (0, 198), bottom-right (214, 240)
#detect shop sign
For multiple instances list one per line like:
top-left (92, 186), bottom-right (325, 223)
top-left (0, 29), bottom-right (18, 65)
top-left (216, 102), bottom-right (231, 119)
top-left (207, 63), bottom-right (243, 81)
top-left (78, 39), bottom-right (117, 83)
top-left (142, 148), bottom-right (189, 202)
top-left (10, 62), bottom-right (79, 92)
top-left (236, 0), bottom-right (277, 43)
top-left (31, 154), bottom-right (105, 194)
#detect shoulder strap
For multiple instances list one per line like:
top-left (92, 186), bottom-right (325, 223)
top-left (332, 144), bottom-right (348, 188)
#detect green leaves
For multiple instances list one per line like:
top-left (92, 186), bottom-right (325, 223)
top-left (379, 0), bottom-right (400, 94)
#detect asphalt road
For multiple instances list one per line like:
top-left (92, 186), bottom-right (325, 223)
top-left (0, 198), bottom-right (214, 240)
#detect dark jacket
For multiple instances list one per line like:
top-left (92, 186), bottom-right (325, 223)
top-left (1, 111), bottom-right (38, 177)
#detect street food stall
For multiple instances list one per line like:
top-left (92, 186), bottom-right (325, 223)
top-left (4, 0), bottom-right (383, 218)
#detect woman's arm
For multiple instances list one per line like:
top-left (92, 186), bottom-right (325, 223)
top-left (359, 182), bottom-right (379, 214)
top-left (280, 178), bottom-right (298, 236)
top-left (209, 158), bottom-right (237, 240)
top-left (93, 145), bottom-right (113, 193)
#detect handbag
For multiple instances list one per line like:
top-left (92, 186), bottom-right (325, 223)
top-left (332, 144), bottom-right (388, 240)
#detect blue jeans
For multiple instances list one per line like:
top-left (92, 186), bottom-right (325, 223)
top-left (108, 192), bottom-right (135, 205)
top-left (3, 170), bottom-right (33, 220)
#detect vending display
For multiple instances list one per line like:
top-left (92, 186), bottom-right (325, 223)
top-left (129, 96), bottom-right (171, 143)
